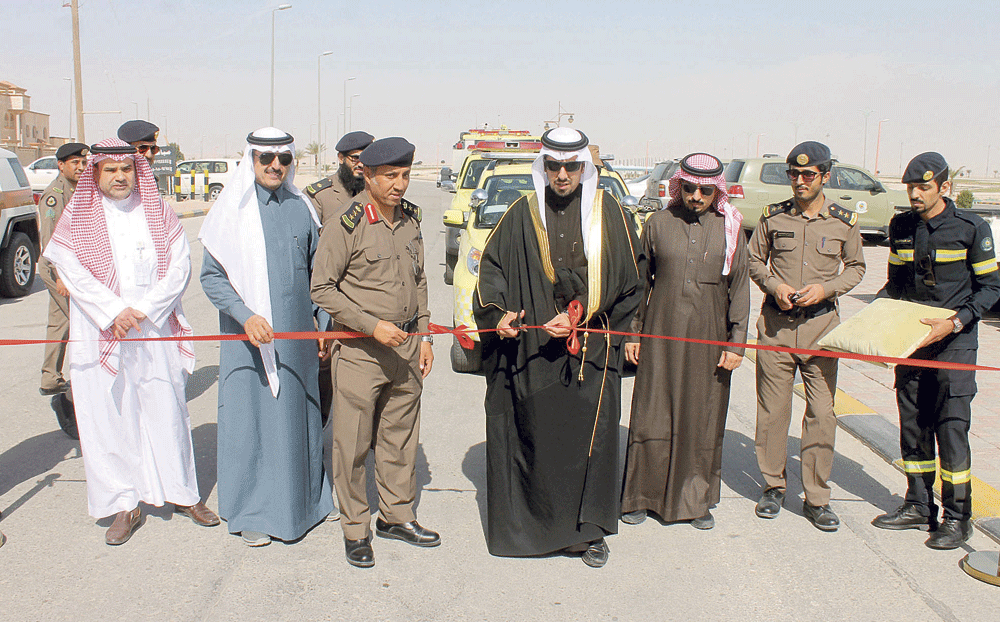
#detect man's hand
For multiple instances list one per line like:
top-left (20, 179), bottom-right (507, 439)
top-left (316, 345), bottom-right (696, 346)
top-left (317, 337), bottom-right (333, 360)
top-left (624, 342), bottom-right (640, 365)
top-left (496, 310), bottom-right (525, 339)
top-left (113, 307), bottom-right (147, 339)
top-left (917, 316), bottom-right (956, 349)
top-left (419, 341), bottom-right (434, 378)
top-left (718, 351), bottom-right (744, 371)
top-left (794, 283), bottom-right (827, 307)
top-left (373, 320), bottom-right (408, 347)
top-left (243, 315), bottom-right (274, 348)
top-left (55, 277), bottom-right (69, 298)
top-left (543, 312), bottom-right (573, 338)
top-left (774, 284), bottom-right (796, 310)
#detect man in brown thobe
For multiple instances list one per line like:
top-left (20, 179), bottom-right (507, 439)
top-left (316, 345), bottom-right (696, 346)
top-left (747, 141), bottom-right (865, 532)
top-left (621, 153), bottom-right (749, 530)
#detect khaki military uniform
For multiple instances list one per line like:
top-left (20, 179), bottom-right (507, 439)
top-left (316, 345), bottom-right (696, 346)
top-left (747, 197), bottom-right (866, 505)
top-left (38, 175), bottom-right (75, 392)
top-left (304, 174), bottom-right (352, 227)
top-left (310, 191), bottom-right (429, 540)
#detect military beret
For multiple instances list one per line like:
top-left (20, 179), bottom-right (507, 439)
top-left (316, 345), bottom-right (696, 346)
top-left (117, 119), bottom-right (159, 144)
top-left (786, 141), bottom-right (831, 168)
top-left (902, 152), bottom-right (948, 184)
top-left (541, 127), bottom-right (589, 152)
top-left (336, 131), bottom-right (375, 153)
top-left (56, 142), bottom-right (89, 161)
top-left (360, 137), bottom-right (415, 168)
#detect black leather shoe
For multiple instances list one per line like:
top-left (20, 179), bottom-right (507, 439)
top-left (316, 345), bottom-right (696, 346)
top-left (582, 538), bottom-right (609, 568)
top-left (375, 517), bottom-right (440, 547)
top-left (345, 536), bottom-right (375, 568)
top-left (621, 510), bottom-right (646, 525)
top-left (690, 511), bottom-right (715, 530)
top-left (925, 519), bottom-right (973, 550)
top-left (872, 503), bottom-right (934, 531)
top-left (755, 488), bottom-right (785, 519)
top-left (803, 502), bottom-right (840, 532)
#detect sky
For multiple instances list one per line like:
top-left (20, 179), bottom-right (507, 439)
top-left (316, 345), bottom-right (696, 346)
top-left (4, 0), bottom-right (999, 176)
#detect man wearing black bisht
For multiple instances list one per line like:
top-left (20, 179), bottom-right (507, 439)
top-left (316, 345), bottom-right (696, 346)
top-left (474, 127), bottom-right (642, 568)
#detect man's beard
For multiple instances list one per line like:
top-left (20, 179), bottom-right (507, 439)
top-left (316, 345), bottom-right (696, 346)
top-left (338, 164), bottom-right (365, 196)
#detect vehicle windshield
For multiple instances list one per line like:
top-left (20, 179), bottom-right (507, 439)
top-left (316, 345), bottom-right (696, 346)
top-left (476, 173), bottom-right (625, 228)
top-left (460, 159), bottom-right (492, 189)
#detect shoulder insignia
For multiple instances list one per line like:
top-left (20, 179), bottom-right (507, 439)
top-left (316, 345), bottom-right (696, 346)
top-left (53, 187), bottom-right (63, 194)
top-left (340, 201), bottom-right (364, 232)
top-left (829, 203), bottom-right (857, 226)
top-left (401, 199), bottom-right (422, 222)
top-left (304, 177), bottom-right (333, 198)
top-left (763, 199), bottom-right (793, 219)
top-left (45, 195), bottom-right (58, 208)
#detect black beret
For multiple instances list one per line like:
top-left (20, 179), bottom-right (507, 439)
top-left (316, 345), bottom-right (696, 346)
top-left (117, 119), bottom-right (159, 144)
top-left (360, 137), bottom-right (415, 168)
top-left (336, 131), bottom-right (374, 153)
top-left (680, 152), bottom-right (724, 177)
top-left (902, 152), bottom-right (948, 184)
top-left (786, 141), bottom-right (831, 168)
top-left (541, 127), bottom-right (589, 152)
top-left (56, 142), bottom-right (89, 161)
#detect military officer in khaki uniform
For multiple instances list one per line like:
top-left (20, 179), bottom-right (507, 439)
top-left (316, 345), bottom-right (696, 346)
top-left (303, 130), bottom-right (373, 226)
top-left (747, 141), bottom-right (866, 532)
top-left (311, 137), bottom-right (438, 569)
top-left (38, 142), bottom-right (89, 398)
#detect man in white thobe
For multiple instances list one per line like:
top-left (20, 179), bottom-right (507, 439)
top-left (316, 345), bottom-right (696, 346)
top-left (44, 138), bottom-right (219, 545)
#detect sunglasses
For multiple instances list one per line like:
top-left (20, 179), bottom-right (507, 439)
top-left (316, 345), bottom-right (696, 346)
top-left (544, 159), bottom-right (584, 173)
top-left (681, 182), bottom-right (716, 196)
top-left (344, 154), bottom-right (361, 164)
top-left (786, 169), bottom-right (820, 182)
top-left (257, 152), bottom-right (293, 166)
top-left (136, 144), bottom-right (160, 155)
top-left (917, 255), bottom-right (936, 287)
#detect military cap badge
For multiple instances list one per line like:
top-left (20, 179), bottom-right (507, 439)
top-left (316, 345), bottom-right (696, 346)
top-left (796, 154), bottom-right (809, 165)
top-left (922, 171), bottom-right (933, 181)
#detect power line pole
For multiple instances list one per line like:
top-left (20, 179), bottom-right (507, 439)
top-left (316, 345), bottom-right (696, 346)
top-left (71, 0), bottom-right (85, 143)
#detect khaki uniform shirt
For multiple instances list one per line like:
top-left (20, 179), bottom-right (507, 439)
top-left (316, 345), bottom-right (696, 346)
top-left (304, 174), bottom-right (351, 227)
top-left (311, 191), bottom-right (428, 334)
top-left (38, 174), bottom-right (76, 283)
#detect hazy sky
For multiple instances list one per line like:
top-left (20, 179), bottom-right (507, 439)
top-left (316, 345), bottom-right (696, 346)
top-left (5, 0), bottom-right (999, 175)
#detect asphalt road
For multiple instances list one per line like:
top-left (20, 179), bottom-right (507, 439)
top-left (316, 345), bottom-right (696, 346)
top-left (1, 179), bottom-right (998, 621)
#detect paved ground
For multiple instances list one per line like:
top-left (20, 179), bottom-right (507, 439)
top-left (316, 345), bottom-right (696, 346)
top-left (2, 180), bottom-right (999, 620)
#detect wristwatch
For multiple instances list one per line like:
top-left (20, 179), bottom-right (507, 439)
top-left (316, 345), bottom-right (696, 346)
top-left (951, 317), bottom-right (964, 333)
top-left (421, 335), bottom-right (434, 344)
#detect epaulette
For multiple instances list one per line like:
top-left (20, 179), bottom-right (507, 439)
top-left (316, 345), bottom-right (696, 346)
top-left (828, 203), bottom-right (858, 226)
top-left (304, 177), bottom-right (333, 198)
top-left (763, 199), bottom-right (793, 219)
top-left (952, 206), bottom-right (989, 229)
top-left (401, 199), bottom-right (422, 222)
top-left (340, 201), bottom-right (364, 232)
top-left (53, 187), bottom-right (63, 194)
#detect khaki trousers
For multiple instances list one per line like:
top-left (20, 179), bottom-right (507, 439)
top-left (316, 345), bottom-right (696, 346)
top-left (38, 259), bottom-right (69, 391)
top-left (754, 305), bottom-right (839, 506)
top-left (333, 334), bottom-right (422, 540)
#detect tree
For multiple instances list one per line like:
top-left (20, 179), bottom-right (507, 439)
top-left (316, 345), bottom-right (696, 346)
top-left (169, 142), bottom-right (185, 162)
top-left (949, 165), bottom-right (966, 195)
top-left (956, 189), bottom-right (974, 209)
top-left (300, 141), bottom-right (322, 168)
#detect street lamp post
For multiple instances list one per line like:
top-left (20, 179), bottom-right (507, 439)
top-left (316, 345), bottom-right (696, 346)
top-left (349, 93), bottom-right (360, 132)
top-left (874, 118), bottom-right (889, 176)
top-left (131, 101), bottom-right (138, 118)
top-left (862, 110), bottom-right (872, 169)
top-left (63, 78), bottom-right (72, 139)
top-left (542, 101), bottom-right (574, 130)
top-left (317, 50), bottom-right (333, 172)
top-left (343, 77), bottom-right (356, 139)
top-left (270, 4), bottom-right (292, 126)
top-left (756, 133), bottom-right (766, 157)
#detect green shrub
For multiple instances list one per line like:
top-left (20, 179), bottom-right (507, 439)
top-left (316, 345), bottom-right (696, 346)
top-left (956, 189), bottom-right (974, 209)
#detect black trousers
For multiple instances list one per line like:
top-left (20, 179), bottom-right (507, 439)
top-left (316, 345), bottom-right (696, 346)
top-left (894, 348), bottom-right (976, 521)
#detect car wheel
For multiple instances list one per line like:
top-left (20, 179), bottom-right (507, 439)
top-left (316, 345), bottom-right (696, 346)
top-left (208, 184), bottom-right (223, 201)
top-left (0, 231), bottom-right (36, 298)
top-left (450, 336), bottom-right (482, 374)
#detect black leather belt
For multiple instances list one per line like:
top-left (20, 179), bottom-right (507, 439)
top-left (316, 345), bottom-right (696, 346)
top-left (393, 315), bottom-right (419, 333)
top-left (765, 296), bottom-right (836, 319)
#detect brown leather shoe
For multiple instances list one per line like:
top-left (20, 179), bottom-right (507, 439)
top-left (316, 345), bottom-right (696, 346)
top-left (105, 507), bottom-right (141, 545)
top-left (175, 501), bottom-right (220, 527)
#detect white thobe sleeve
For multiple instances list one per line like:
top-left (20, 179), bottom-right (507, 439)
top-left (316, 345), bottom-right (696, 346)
top-left (44, 243), bottom-right (127, 331)
top-left (132, 231), bottom-right (191, 328)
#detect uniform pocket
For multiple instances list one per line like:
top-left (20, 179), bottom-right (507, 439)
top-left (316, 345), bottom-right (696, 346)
top-left (817, 239), bottom-right (843, 256)
top-left (773, 236), bottom-right (798, 252)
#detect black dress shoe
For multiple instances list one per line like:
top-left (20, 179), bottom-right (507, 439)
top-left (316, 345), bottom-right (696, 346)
top-left (872, 503), bottom-right (934, 531)
top-left (621, 509), bottom-right (646, 525)
top-left (755, 487), bottom-right (785, 519)
top-left (803, 502), bottom-right (840, 532)
top-left (582, 538), bottom-right (609, 568)
top-left (375, 517), bottom-right (440, 547)
top-left (925, 519), bottom-right (973, 550)
top-left (345, 536), bottom-right (375, 568)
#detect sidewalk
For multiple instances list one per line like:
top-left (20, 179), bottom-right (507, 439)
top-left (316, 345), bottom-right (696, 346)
top-left (747, 241), bottom-right (1000, 543)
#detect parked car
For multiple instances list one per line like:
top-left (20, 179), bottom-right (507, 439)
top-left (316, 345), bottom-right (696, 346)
top-left (25, 155), bottom-right (59, 192)
top-left (640, 159), bottom-right (681, 209)
top-left (437, 166), bottom-right (454, 188)
top-left (625, 172), bottom-right (649, 198)
top-left (725, 157), bottom-right (908, 240)
top-left (0, 148), bottom-right (40, 297)
top-left (174, 159), bottom-right (239, 201)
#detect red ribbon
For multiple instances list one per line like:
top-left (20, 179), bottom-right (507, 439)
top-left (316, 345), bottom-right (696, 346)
top-left (565, 300), bottom-right (584, 355)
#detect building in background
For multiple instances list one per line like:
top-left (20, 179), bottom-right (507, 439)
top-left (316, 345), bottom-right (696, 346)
top-left (1, 80), bottom-right (66, 164)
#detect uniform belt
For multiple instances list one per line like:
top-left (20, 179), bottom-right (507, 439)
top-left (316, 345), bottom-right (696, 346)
top-left (392, 315), bottom-right (419, 333)
top-left (765, 296), bottom-right (836, 319)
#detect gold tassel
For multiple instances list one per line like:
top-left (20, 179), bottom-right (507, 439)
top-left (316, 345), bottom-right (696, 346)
top-left (578, 331), bottom-right (589, 382)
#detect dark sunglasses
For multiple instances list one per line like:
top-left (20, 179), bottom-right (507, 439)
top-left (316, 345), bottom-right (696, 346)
top-left (136, 144), bottom-right (160, 155)
top-left (344, 154), bottom-right (361, 164)
top-left (681, 182), bottom-right (716, 196)
top-left (917, 255), bottom-right (936, 287)
top-left (258, 152), bottom-right (293, 166)
top-left (544, 159), bottom-right (584, 173)
top-left (786, 169), bottom-right (819, 182)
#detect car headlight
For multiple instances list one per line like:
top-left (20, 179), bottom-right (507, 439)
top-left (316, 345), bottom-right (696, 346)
top-left (467, 248), bottom-right (482, 277)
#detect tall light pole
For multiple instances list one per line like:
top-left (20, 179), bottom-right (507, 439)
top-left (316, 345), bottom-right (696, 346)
top-left (349, 93), bottom-right (360, 132)
top-left (63, 78), bottom-right (72, 139)
top-left (862, 111), bottom-right (872, 169)
top-left (270, 4), bottom-right (292, 126)
top-left (874, 119), bottom-right (889, 176)
top-left (317, 50), bottom-right (333, 171)
top-left (756, 133), bottom-right (766, 157)
top-left (343, 77), bottom-right (356, 137)
top-left (70, 0), bottom-right (85, 143)
top-left (131, 101), bottom-right (138, 118)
